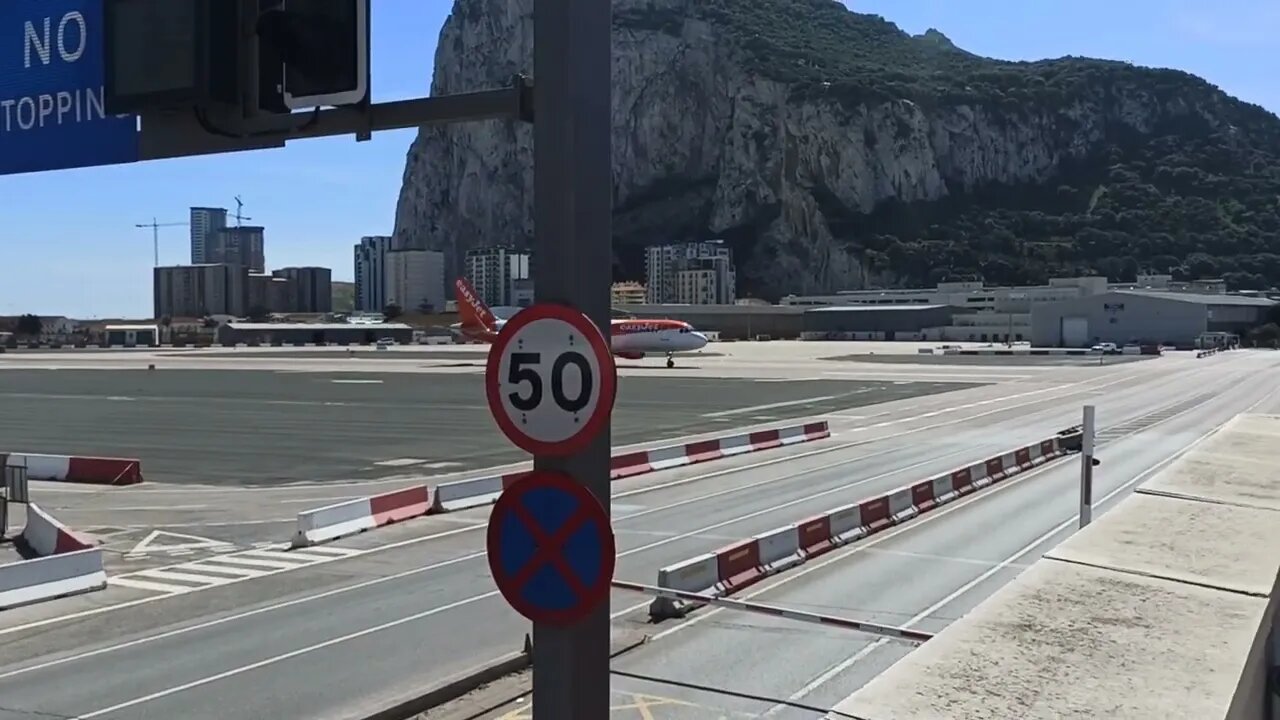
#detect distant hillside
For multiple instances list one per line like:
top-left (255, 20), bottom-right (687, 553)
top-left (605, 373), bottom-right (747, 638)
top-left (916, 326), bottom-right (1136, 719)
top-left (396, 0), bottom-right (1280, 298)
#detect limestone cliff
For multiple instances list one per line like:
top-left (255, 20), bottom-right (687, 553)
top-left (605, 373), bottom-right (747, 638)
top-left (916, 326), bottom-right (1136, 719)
top-left (394, 0), bottom-right (1280, 298)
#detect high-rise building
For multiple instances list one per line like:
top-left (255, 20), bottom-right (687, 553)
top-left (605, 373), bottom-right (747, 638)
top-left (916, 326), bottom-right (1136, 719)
top-left (385, 249), bottom-right (446, 313)
top-left (464, 246), bottom-right (532, 307)
top-left (154, 264), bottom-right (248, 318)
top-left (645, 241), bottom-right (736, 304)
top-left (273, 266), bottom-right (332, 313)
top-left (208, 226), bottom-right (265, 273)
top-left (248, 272), bottom-right (291, 314)
top-left (354, 236), bottom-right (392, 312)
top-left (189, 207), bottom-right (228, 264)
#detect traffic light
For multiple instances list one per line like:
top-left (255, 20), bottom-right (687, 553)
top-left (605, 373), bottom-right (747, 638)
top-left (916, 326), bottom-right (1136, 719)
top-left (256, 0), bottom-right (369, 112)
top-left (103, 0), bottom-right (368, 118)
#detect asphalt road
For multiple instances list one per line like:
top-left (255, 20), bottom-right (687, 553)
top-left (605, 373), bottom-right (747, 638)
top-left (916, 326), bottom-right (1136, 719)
top-left (0, 369), bottom-right (971, 486)
top-left (587, 354), bottom-right (1280, 719)
top-left (0, 352), bottom-right (1266, 720)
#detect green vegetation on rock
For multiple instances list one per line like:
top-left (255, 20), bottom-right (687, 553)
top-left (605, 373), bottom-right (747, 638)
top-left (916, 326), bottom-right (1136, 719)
top-left (631, 0), bottom-right (1280, 292)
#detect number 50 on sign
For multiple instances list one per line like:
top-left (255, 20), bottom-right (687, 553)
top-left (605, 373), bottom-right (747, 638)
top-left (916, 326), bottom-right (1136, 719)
top-left (485, 303), bottom-right (617, 456)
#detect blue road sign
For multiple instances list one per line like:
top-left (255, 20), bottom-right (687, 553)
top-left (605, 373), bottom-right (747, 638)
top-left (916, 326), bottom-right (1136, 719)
top-left (0, 0), bottom-right (138, 176)
top-left (487, 470), bottom-right (616, 625)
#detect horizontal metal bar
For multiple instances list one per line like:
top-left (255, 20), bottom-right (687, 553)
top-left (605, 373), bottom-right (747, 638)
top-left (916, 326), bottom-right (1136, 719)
top-left (139, 77), bottom-right (532, 161)
top-left (612, 580), bottom-right (933, 644)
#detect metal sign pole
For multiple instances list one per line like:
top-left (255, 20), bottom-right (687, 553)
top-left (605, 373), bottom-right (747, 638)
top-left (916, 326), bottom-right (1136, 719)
top-left (531, 0), bottom-right (613, 716)
top-left (1079, 405), bottom-right (1095, 528)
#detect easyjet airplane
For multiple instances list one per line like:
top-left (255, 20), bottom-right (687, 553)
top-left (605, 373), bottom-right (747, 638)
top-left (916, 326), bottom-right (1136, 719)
top-left (451, 278), bottom-right (709, 367)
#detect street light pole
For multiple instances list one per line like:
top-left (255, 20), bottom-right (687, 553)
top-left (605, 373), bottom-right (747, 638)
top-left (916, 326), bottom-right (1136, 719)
top-left (530, 0), bottom-right (613, 717)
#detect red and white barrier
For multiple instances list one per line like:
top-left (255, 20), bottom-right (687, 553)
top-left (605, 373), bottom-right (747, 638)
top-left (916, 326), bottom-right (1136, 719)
top-left (649, 434), bottom-right (1075, 619)
top-left (292, 485), bottom-right (434, 547)
top-left (0, 504), bottom-right (106, 610)
top-left (294, 420), bottom-right (833, 546)
top-left (2, 452), bottom-right (143, 485)
top-left (434, 421), bottom-right (832, 512)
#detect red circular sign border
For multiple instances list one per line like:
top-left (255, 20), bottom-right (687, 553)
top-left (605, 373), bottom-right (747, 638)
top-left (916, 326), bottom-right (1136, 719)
top-left (486, 470), bottom-right (617, 625)
top-left (484, 303), bottom-right (617, 457)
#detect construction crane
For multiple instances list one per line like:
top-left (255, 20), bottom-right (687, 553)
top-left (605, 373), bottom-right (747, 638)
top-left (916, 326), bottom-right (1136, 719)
top-left (135, 218), bottom-right (190, 267)
top-left (232, 196), bottom-right (252, 227)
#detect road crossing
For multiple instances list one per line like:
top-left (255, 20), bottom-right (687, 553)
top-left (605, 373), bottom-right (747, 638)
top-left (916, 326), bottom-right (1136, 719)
top-left (109, 544), bottom-right (362, 595)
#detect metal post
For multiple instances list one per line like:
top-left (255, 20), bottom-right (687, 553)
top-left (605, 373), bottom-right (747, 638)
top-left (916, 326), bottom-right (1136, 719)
top-left (531, 0), bottom-right (613, 716)
top-left (1079, 405), bottom-right (1095, 528)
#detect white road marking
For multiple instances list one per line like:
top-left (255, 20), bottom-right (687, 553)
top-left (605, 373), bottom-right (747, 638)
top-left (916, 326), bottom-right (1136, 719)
top-left (70, 591), bottom-right (493, 720)
top-left (54, 505), bottom-right (211, 513)
top-left (128, 530), bottom-right (233, 555)
top-left (329, 379), bottom-right (383, 384)
top-left (857, 547), bottom-right (1034, 569)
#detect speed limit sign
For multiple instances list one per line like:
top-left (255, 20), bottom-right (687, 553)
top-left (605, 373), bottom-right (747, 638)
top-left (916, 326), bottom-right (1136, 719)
top-left (485, 303), bottom-right (617, 456)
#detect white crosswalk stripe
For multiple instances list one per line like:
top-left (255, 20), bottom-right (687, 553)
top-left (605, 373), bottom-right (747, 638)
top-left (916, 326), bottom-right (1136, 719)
top-left (110, 544), bottom-right (362, 595)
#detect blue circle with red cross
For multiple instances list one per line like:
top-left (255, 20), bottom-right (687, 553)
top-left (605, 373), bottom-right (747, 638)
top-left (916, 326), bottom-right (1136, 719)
top-left (486, 470), bottom-right (616, 624)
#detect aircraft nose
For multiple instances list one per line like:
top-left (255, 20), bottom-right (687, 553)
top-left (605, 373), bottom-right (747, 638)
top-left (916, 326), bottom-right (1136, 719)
top-left (691, 331), bottom-right (709, 347)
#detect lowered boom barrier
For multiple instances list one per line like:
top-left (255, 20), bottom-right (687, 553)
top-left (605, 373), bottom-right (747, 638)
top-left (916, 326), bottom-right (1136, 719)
top-left (612, 579), bottom-right (934, 644)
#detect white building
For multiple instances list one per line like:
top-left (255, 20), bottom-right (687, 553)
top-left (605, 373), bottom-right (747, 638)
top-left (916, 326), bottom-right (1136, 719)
top-left (189, 207), bottom-right (227, 264)
top-left (782, 274), bottom-right (1245, 343)
top-left (465, 247), bottom-right (532, 307)
top-left (354, 236), bottom-right (392, 312)
top-left (646, 241), bottom-right (736, 304)
top-left (386, 249), bottom-right (446, 313)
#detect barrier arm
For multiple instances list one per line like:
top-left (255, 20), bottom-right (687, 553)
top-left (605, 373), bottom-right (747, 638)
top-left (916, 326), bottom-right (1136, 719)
top-left (612, 579), bottom-right (934, 644)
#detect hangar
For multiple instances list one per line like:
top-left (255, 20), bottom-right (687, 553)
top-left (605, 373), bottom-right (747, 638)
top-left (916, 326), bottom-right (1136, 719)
top-left (216, 322), bottom-right (415, 346)
top-left (1031, 291), bottom-right (1275, 349)
top-left (801, 305), bottom-right (956, 340)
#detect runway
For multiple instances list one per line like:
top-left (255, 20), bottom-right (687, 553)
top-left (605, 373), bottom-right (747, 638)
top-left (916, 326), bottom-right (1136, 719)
top-left (0, 368), bottom-right (970, 486)
top-left (0, 347), bottom-right (1266, 720)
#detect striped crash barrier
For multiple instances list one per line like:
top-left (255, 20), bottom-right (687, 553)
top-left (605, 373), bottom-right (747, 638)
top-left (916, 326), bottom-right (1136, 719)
top-left (648, 433), bottom-right (1079, 619)
top-left (0, 503), bottom-right (106, 610)
top-left (1, 452), bottom-right (144, 486)
top-left (292, 420), bottom-right (832, 548)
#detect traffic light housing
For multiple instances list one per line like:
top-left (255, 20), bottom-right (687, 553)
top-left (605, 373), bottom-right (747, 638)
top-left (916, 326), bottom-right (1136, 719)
top-left (103, 0), bottom-right (369, 119)
top-left (257, 0), bottom-right (369, 112)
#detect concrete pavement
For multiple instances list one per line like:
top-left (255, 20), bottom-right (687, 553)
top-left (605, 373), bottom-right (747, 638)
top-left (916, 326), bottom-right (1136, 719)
top-left (0, 350), bottom-right (1265, 720)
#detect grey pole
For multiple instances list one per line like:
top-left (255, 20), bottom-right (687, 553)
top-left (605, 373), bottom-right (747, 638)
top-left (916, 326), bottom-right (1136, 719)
top-left (530, 0), bottom-right (613, 717)
top-left (1079, 405), bottom-right (1095, 528)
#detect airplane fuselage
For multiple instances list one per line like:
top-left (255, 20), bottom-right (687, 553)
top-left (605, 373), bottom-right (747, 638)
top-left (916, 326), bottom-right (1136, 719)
top-left (452, 318), bottom-right (709, 357)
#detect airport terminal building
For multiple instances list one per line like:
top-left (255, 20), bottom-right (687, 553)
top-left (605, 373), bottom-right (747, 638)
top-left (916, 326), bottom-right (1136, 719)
top-left (1030, 290), bottom-right (1276, 349)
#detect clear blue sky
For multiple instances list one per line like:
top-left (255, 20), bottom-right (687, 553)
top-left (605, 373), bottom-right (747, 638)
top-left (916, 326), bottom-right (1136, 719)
top-left (2, 0), bottom-right (1276, 318)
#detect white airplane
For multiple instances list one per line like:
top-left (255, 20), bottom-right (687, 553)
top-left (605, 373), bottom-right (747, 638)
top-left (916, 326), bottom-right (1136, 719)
top-left (451, 278), bottom-right (709, 367)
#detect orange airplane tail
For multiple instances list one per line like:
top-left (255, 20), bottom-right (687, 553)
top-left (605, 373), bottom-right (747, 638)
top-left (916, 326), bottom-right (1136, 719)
top-left (454, 278), bottom-right (500, 341)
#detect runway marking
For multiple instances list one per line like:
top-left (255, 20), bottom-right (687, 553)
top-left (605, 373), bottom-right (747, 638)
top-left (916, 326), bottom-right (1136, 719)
top-left (330, 379), bottom-right (383, 384)
top-left (374, 458), bottom-right (430, 467)
top-left (54, 505), bottom-right (211, 513)
top-left (701, 394), bottom-right (840, 418)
